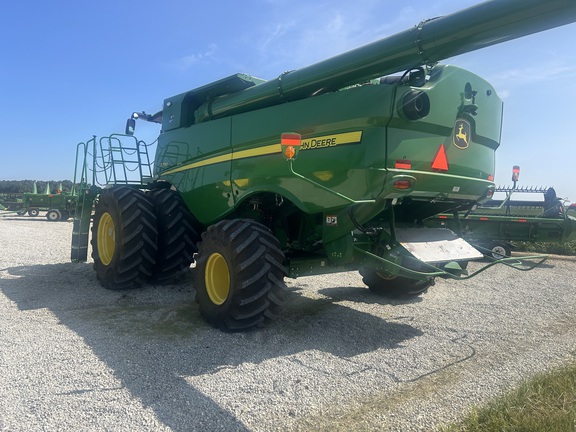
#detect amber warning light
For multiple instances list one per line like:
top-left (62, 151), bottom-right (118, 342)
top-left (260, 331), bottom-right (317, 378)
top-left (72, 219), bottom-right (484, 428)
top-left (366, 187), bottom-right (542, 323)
top-left (281, 132), bottom-right (302, 160)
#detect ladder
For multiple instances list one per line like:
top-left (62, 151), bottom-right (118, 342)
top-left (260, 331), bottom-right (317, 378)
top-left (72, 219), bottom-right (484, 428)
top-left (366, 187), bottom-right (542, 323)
top-left (70, 134), bottom-right (155, 262)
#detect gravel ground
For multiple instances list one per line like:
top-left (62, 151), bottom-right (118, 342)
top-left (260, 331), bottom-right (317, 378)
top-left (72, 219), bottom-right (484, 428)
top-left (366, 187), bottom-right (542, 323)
top-left (1, 214), bottom-right (575, 431)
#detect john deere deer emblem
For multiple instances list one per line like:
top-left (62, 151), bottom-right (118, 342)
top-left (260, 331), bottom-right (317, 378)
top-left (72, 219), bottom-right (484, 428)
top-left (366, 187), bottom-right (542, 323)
top-left (452, 119), bottom-right (471, 149)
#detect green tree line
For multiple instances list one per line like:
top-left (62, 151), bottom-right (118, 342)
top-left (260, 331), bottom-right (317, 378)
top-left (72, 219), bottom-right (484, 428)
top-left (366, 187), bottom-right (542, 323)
top-left (0, 180), bottom-right (74, 194)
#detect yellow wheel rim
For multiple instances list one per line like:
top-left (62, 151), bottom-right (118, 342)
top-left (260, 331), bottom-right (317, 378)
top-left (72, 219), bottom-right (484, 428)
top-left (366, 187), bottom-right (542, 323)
top-left (97, 212), bottom-right (116, 266)
top-left (205, 252), bottom-right (230, 305)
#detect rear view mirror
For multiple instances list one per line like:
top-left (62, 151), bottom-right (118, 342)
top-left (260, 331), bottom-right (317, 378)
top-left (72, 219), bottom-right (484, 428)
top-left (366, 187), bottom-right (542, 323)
top-left (125, 118), bottom-right (136, 135)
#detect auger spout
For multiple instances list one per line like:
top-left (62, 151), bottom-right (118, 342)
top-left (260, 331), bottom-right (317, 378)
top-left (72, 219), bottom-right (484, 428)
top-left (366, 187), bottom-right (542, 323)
top-left (186, 0), bottom-right (576, 124)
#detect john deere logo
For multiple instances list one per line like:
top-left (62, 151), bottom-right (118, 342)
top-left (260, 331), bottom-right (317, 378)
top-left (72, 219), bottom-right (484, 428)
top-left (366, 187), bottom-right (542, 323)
top-left (452, 119), bottom-right (471, 149)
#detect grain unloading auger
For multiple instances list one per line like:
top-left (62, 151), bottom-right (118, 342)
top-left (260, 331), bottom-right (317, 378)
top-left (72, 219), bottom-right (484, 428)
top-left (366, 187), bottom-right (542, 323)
top-left (71, 0), bottom-right (576, 331)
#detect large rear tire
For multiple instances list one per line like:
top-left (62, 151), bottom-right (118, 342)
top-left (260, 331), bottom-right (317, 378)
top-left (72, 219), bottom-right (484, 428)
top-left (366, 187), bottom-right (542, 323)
top-left (360, 268), bottom-right (431, 297)
top-left (147, 188), bottom-right (199, 284)
top-left (194, 219), bottom-right (287, 331)
top-left (92, 186), bottom-right (158, 290)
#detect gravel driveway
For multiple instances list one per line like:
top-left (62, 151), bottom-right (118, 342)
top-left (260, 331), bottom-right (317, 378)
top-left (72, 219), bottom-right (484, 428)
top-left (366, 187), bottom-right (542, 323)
top-left (1, 215), bottom-right (575, 431)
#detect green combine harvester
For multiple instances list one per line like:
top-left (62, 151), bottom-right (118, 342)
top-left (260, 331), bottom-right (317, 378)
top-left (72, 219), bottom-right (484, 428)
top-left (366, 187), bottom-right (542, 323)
top-left (70, 0), bottom-right (576, 331)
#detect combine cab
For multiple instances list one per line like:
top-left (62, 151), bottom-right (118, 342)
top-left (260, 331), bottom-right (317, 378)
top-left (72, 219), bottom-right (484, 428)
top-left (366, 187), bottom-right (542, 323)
top-left (71, 0), bottom-right (576, 331)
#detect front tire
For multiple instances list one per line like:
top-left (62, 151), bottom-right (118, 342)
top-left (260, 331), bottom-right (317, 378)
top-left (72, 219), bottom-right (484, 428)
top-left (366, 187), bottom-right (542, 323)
top-left (28, 208), bottom-right (39, 217)
top-left (92, 186), bottom-right (158, 290)
top-left (360, 268), bottom-right (431, 297)
top-left (194, 219), bottom-right (287, 331)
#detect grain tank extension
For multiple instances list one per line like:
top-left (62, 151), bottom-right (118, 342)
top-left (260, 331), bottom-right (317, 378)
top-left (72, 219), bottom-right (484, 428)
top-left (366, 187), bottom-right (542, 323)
top-left (71, 0), bottom-right (576, 331)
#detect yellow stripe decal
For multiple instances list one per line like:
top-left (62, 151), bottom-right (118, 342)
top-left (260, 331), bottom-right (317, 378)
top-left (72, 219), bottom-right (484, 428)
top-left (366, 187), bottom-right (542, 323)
top-left (161, 131), bottom-right (362, 176)
top-left (161, 153), bottom-right (232, 175)
top-left (232, 143), bottom-right (281, 160)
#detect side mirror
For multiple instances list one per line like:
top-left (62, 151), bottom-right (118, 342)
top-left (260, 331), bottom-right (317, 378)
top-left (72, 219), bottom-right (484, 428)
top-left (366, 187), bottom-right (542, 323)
top-left (125, 118), bottom-right (136, 135)
top-left (408, 67), bottom-right (426, 87)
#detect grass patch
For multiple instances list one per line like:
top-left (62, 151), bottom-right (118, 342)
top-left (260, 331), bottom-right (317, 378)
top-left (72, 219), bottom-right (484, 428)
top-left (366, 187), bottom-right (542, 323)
top-left (440, 362), bottom-right (576, 431)
top-left (512, 240), bottom-right (576, 256)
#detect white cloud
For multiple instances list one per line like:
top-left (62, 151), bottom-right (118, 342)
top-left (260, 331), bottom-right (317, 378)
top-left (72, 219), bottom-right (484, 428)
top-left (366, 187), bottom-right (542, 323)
top-left (246, 0), bottom-right (481, 76)
top-left (171, 44), bottom-right (219, 71)
top-left (489, 62), bottom-right (576, 99)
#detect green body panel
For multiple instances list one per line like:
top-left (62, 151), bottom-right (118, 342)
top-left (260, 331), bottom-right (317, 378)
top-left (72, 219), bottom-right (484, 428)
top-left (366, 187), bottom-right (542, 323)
top-left (21, 192), bottom-right (75, 212)
top-left (157, 65), bottom-right (500, 239)
top-left (162, 74), bottom-right (266, 132)
top-left (156, 117), bottom-right (233, 223)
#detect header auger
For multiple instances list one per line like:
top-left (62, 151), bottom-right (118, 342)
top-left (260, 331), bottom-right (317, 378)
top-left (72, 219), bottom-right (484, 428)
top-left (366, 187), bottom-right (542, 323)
top-left (72, 0), bottom-right (576, 331)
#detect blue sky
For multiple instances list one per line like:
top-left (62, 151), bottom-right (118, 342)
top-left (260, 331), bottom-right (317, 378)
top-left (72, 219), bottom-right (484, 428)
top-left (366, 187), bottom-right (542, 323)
top-left (1, 0), bottom-right (575, 203)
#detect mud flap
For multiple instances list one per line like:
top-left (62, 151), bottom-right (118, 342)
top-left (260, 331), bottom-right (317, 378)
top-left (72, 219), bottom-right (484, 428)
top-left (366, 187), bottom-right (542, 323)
top-left (396, 227), bottom-right (483, 263)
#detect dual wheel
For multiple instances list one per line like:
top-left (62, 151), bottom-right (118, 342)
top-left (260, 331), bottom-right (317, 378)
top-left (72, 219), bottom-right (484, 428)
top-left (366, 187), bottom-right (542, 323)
top-left (92, 186), bottom-right (198, 290)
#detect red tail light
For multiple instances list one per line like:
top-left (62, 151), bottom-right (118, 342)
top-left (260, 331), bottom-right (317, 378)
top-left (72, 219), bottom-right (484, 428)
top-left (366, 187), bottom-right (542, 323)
top-left (395, 160), bottom-right (412, 169)
top-left (394, 180), bottom-right (412, 190)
